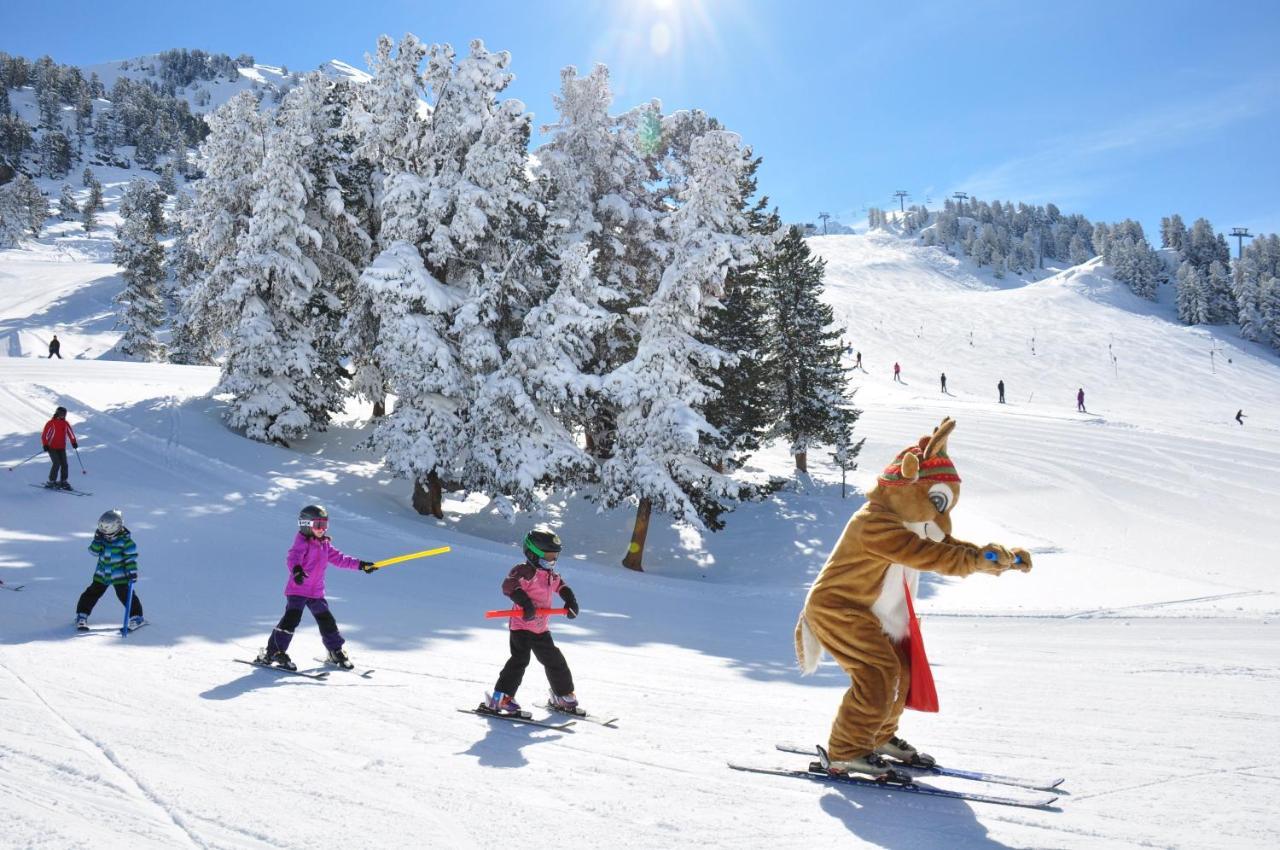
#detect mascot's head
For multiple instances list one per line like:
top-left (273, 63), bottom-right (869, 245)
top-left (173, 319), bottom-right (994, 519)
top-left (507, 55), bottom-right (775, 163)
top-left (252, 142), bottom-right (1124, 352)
top-left (869, 417), bottom-right (962, 537)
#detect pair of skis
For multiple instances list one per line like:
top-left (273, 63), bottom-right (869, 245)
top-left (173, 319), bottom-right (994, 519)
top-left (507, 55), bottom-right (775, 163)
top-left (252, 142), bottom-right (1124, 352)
top-left (29, 483), bottom-right (92, 496)
top-left (461, 699), bottom-right (619, 730)
top-left (728, 743), bottom-right (1063, 808)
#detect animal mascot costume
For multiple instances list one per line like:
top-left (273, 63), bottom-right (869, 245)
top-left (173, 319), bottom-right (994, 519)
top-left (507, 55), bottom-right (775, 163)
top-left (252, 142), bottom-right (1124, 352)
top-left (795, 417), bottom-right (1032, 777)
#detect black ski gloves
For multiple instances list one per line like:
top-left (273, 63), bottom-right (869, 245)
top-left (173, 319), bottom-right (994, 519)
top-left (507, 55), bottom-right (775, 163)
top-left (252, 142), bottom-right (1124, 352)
top-left (560, 586), bottom-right (579, 619)
top-left (510, 588), bottom-right (537, 620)
top-left (359, 561), bottom-right (376, 573)
top-left (42, 444), bottom-right (49, 452)
top-left (291, 565), bottom-right (306, 585)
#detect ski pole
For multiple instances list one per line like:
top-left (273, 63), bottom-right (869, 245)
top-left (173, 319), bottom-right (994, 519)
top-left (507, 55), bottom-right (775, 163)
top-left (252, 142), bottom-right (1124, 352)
top-left (7, 450), bottom-right (44, 472)
top-left (484, 607), bottom-right (569, 619)
top-left (121, 580), bottom-right (135, 637)
top-left (984, 551), bottom-right (1025, 566)
top-left (367, 546), bottom-right (451, 570)
top-left (73, 445), bottom-right (86, 475)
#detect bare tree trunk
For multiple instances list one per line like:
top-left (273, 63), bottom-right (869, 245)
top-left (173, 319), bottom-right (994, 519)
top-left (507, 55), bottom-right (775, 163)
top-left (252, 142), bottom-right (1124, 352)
top-left (794, 450), bottom-right (808, 473)
top-left (411, 471), bottom-right (444, 519)
top-left (621, 497), bottom-right (652, 572)
top-left (372, 396), bottom-right (386, 418)
top-left (584, 431), bottom-right (595, 455)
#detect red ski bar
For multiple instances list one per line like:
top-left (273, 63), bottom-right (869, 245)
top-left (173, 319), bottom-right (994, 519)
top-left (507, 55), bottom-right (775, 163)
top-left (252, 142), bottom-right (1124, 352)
top-left (484, 607), bottom-right (569, 619)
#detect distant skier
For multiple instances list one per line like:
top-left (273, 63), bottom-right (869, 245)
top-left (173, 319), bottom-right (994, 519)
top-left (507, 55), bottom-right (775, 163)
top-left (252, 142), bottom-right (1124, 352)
top-left (40, 406), bottom-right (77, 490)
top-left (893, 362), bottom-right (902, 383)
top-left (48, 335), bottom-right (62, 359)
top-left (997, 380), bottom-right (1005, 404)
top-left (940, 372), bottom-right (947, 394)
top-left (481, 527), bottom-right (584, 718)
top-left (76, 510), bottom-right (142, 630)
top-left (1236, 409), bottom-right (1245, 426)
top-left (255, 505), bottom-right (376, 671)
top-left (854, 351), bottom-right (863, 371)
top-left (1076, 388), bottom-right (1086, 413)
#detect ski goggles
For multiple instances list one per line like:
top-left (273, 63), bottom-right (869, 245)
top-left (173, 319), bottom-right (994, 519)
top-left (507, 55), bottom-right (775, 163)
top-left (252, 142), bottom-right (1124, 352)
top-left (300, 518), bottom-right (329, 532)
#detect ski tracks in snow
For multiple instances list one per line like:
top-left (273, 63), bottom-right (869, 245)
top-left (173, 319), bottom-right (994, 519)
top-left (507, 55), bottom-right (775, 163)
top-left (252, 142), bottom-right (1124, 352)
top-left (0, 656), bottom-right (209, 848)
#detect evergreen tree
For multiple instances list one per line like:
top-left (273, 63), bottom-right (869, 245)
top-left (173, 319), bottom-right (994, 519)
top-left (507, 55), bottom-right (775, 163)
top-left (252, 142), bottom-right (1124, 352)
top-left (174, 91), bottom-right (265, 365)
top-left (767, 226), bottom-right (859, 473)
top-left (57, 183), bottom-right (78, 220)
top-left (1261, 277), bottom-right (1280, 352)
top-left (40, 130), bottom-right (72, 177)
top-left (159, 162), bottom-right (177, 195)
top-left (1068, 233), bottom-right (1092, 265)
top-left (600, 128), bottom-right (754, 570)
top-left (112, 179), bottom-right (167, 360)
top-left (1175, 261), bottom-right (1209, 325)
top-left (1160, 214), bottom-right (1187, 251)
top-left (1237, 274), bottom-right (1265, 342)
top-left (1204, 260), bottom-right (1236, 324)
top-left (216, 97), bottom-right (328, 444)
top-left (7, 174), bottom-right (49, 237)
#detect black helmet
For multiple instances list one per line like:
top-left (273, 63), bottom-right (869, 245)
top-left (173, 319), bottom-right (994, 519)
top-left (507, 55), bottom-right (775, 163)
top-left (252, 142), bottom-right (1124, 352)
top-left (97, 509), bottom-right (123, 537)
top-left (523, 526), bottom-right (562, 561)
top-left (298, 504), bottom-right (329, 536)
top-left (54, 406), bottom-right (67, 418)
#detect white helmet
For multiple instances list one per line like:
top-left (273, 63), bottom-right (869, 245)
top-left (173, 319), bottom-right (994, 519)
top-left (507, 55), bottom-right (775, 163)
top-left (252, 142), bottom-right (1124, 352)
top-left (97, 509), bottom-right (123, 537)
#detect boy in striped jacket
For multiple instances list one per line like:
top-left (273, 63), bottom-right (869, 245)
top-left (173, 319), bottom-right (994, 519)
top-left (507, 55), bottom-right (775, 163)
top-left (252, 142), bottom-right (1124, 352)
top-left (76, 510), bottom-right (142, 630)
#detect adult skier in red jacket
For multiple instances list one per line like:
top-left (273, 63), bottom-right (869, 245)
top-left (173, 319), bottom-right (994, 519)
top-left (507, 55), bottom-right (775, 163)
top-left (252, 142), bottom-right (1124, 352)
top-left (41, 406), bottom-right (78, 490)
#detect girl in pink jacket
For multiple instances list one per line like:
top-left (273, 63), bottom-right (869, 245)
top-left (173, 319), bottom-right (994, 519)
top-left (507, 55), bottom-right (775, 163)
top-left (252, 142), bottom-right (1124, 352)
top-left (255, 505), bottom-right (374, 671)
top-left (482, 526), bottom-right (582, 717)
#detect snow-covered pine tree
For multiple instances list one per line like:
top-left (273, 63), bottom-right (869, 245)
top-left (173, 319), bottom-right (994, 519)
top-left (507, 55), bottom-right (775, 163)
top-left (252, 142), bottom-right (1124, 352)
top-left (698, 155), bottom-right (782, 476)
top-left (1068, 233), bottom-right (1092, 265)
top-left (1204, 260), bottom-right (1236, 324)
top-left (217, 78), bottom-right (353, 444)
top-left (159, 162), bottom-right (177, 195)
top-left (1160, 214), bottom-right (1187, 251)
top-left (8, 174), bottom-right (49, 237)
top-left (1260, 277), bottom-right (1280, 352)
top-left (343, 34), bottom-right (429, 424)
top-left (57, 183), bottom-right (78, 220)
top-left (766, 225), bottom-right (859, 473)
top-left (112, 178), bottom-right (167, 360)
top-left (470, 241), bottom-right (611, 511)
top-left (1237, 274), bottom-right (1265, 342)
top-left (533, 66), bottom-right (666, 468)
top-left (1175, 261), bottom-right (1209, 325)
top-left (600, 128), bottom-right (753, 571)
top-left (173, 91), bottom-right (265, 365)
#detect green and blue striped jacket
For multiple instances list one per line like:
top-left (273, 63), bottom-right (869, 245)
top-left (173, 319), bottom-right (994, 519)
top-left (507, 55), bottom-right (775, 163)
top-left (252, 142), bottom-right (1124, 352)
top-left (89, 530), bottom-right (138, 586)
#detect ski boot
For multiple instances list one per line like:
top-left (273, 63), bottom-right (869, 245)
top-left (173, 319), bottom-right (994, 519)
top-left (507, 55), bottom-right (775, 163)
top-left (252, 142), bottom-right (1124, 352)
top-left (816, 745), bottom-right (911, 783)
top-left (255, 648), bottom-right (296, 671)
top-left (326, 648), bottom-right (354, 670)
top-left (56, 481), bottom-right (72, 491)
top-left (548, 691), bottom-right (587, 716)
top-left (75, 613), bottom-right (89, 631)
top-left (875, 735), bottom-right (936, 768)
top-left (480, 692), bottom-right (529, 718)
top-left (127, 615), bottom-right (144, 631)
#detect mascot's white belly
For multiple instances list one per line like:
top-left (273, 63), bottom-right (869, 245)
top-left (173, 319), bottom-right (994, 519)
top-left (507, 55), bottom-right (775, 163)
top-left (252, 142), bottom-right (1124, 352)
top-left (871, 521), bottom-right (939, 641)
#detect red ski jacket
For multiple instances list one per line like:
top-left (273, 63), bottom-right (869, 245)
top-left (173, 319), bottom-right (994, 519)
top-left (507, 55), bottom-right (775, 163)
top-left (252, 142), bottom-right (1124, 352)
top-left (41, 418), bottom-right (77, 450)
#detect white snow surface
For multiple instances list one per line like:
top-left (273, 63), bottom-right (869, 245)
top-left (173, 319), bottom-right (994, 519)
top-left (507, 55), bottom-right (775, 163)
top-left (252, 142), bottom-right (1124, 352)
top-left (2, 224), bottom-right (1278, 848)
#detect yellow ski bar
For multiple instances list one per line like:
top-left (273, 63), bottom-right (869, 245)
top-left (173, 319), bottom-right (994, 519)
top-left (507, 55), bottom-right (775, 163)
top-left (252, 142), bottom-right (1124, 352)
top-left (369, 546), bottom-right (451, 570)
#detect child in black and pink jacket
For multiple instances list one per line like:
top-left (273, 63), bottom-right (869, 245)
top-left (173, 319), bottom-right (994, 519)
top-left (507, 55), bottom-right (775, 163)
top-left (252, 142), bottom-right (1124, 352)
top-left (483, 526), bottom-right (582, 717)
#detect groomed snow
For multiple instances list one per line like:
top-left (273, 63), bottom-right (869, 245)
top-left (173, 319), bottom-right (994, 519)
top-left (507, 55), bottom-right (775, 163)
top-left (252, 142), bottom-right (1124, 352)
top-left (1, 223), bottom-right (1277, 848)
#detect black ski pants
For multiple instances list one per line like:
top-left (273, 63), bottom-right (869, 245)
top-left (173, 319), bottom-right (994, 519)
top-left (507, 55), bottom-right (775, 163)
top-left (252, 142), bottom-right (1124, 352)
top-left (47, 448), bottom-right (68, 483)
top-left (77, 581), bottom-right (142, 617)
top-left (494, 629), bottom-right (574, 698)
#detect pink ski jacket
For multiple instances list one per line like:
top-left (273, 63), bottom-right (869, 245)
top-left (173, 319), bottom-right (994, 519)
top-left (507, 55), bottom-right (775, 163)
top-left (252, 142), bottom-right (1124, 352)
top-left (284, 532), bottom-right (362, 598)
top-left (502, 562), bottom-right (565, 635)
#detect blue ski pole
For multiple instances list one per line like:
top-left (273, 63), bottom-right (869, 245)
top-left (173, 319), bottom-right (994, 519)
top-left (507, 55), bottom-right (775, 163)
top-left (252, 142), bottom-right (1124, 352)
top-left (121, 579), bottom-right (135, 636)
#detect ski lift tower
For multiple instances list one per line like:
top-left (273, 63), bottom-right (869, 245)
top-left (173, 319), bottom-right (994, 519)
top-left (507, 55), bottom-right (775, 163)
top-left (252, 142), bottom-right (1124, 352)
top-left (1230, 227), bottom-right (1254, 258)
top-left (818, 212), bottom-right (831, 235)
top-left (952, 191), bottom-right (968, 215)
top-left (893, 190), bottom-right (909, 212)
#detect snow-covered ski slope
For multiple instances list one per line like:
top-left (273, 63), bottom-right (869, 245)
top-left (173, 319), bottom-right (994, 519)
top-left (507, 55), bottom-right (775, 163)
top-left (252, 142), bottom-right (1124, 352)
top-left (2, 227), bottom-right (1278, 849)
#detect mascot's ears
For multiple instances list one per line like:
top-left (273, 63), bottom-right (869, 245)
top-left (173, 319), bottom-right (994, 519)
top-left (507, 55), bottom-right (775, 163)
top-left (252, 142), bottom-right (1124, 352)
top-left (924, 416), bottom-right (956, 459)
top-left (900, 451), bottom-right (921, 482)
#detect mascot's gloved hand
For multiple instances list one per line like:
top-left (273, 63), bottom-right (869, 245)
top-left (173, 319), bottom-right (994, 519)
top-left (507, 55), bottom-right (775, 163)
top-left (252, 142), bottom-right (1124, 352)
top-left (979, 543), bottom-right (1016, 573)
top-left (1009, 548), bottom-right (1033, 572)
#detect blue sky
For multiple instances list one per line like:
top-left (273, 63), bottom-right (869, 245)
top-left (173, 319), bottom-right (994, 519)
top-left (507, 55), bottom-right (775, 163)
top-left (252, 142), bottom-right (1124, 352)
top-left (6, 0), bottom-right (1280, 240)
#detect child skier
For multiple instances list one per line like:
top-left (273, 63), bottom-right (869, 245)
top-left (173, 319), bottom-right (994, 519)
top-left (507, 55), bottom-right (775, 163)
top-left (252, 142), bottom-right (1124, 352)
top-left (76, 510), bottom-right (142, 630)
top-left (482, 527), bottom-right (583, 717)
top-left (255, 505), bottom-right (375, 671)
